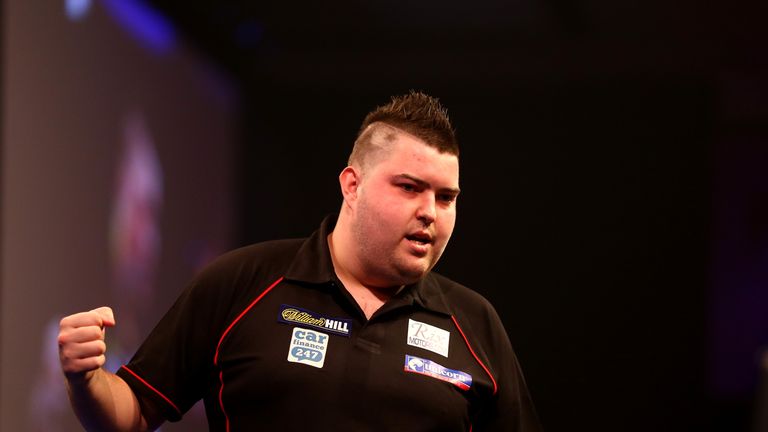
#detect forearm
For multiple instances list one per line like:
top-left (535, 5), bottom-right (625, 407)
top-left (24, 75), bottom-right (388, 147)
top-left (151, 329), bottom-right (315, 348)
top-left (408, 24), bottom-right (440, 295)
top-left (66, 368), bottom-right (148, 432)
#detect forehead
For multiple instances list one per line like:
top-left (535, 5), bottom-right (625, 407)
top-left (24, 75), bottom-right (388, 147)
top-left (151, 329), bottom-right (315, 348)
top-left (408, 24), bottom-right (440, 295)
top-left (369, 132), bottom-right (459, 185)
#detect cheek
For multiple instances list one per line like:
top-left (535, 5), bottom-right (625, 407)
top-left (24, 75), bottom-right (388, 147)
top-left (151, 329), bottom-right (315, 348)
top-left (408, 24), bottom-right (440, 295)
top-left (377, 197), bottom-right (411, 220)
top-left (437, 209), bottom-right (457, 235)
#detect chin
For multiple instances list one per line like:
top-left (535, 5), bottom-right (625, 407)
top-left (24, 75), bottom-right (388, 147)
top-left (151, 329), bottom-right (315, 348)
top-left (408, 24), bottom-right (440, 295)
top-left (394, 264), bottom-right (431, 284)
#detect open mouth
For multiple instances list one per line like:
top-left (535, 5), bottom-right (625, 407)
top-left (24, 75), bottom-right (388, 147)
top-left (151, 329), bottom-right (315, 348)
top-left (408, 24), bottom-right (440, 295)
top-left (406, 233), bottom-right (433, 245)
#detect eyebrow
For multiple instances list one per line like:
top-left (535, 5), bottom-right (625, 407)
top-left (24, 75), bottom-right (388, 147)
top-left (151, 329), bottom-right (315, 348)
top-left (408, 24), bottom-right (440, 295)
top-left (394, 173), bottom-right (461, 195)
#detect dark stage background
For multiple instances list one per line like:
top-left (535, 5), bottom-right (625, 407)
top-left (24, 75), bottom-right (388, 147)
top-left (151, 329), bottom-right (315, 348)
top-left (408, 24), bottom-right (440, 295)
top-left (2, 0), bottom-right (768, 431)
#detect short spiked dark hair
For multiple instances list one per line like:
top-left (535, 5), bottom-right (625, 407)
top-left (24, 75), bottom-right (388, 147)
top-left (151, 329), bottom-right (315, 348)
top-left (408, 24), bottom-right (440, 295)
top-left (349, 91), bottom-right (458, 168)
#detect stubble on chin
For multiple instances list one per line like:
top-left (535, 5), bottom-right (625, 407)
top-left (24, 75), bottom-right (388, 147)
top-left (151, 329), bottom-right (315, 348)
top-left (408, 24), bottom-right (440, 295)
top-left (388, 245), bottom-right (438, 285)
top-left (355, 233), bottom-right (427, 287)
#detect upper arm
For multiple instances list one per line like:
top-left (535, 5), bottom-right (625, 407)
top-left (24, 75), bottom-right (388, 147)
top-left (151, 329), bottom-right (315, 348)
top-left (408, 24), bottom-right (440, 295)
top-left (104, 371), bottom-right (165, 431)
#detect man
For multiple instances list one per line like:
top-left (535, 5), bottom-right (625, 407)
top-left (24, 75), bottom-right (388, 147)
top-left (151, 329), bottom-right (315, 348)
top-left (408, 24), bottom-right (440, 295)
top-left (58, 92), bottom-right (542, 431)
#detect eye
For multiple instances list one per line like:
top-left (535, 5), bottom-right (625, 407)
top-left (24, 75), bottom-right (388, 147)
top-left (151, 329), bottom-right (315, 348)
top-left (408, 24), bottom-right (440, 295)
top-left (399, 183), bottom-right (417, 192)
top-left (438, 193), bottom-right (457, 204)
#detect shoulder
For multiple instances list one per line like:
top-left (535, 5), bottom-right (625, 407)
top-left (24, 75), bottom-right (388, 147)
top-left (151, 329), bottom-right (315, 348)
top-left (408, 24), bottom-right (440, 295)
top-left (198, 238), bottom-right (305, 279)
top-left (425, 272), bottom-right (498, 317)
top-left (182, 238), bottom-right (305, 306)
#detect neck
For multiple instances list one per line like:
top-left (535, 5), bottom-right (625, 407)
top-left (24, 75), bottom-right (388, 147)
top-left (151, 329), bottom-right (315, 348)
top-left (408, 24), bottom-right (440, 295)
top-left (327, 231), bottom-right (399, 319)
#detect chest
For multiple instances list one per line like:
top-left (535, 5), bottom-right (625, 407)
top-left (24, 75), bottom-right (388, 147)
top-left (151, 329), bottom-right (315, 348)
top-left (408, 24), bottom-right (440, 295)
top-left (211, 287), bottom-right (493, 431)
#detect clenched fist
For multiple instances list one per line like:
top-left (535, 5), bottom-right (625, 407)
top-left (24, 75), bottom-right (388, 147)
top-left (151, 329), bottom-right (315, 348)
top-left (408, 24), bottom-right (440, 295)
top-left (58, 307), bottom-right (115, 380)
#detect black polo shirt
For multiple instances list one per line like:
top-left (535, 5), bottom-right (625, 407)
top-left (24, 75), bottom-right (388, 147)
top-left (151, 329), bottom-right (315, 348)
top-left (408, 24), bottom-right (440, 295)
top-left (117, 216), bottom-right (541, 431)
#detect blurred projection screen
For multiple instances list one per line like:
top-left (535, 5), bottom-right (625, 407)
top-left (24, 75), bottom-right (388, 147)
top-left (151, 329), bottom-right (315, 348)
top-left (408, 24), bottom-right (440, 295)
top-left (1, 1), bottom-right (239, 430)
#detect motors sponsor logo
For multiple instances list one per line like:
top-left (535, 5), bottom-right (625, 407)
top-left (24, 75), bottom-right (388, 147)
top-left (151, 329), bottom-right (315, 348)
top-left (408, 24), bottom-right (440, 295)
top-left (287, 327), bottom-right (329, 368)
top-left (407, 319), bottom-right (450, 357)
top-left (404, 355), bottom-right (472, 391)
top-left (278, 304), bottom-right (351, 337)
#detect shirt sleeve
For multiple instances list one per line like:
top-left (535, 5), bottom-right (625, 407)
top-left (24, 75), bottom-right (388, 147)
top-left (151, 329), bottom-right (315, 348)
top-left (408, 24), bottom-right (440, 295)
top-left (115, 258), bottom-right (240, 422)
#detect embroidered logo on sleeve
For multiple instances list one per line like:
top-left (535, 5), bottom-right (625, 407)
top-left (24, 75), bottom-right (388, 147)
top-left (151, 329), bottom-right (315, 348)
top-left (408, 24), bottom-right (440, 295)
top-left (278, 304), bottom-right (352, 337)
top-left (407, 319), bottom-right (450, 357)
top-left (404, 355), bottom-right (473, 390)
top-left (287, 327), bottom-right (329, 368)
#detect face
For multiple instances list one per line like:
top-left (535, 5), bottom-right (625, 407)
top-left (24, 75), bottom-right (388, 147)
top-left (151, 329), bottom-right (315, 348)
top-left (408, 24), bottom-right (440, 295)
top-left (349, 132), bottom-right (460, 287)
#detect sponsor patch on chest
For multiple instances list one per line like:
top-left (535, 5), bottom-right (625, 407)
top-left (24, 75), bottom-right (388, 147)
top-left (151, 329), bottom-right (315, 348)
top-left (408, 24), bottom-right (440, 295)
top-left (278, 304), bottom-right (352, 337)
top-left (407, 319), bottom-right (450, 357)
top-left (404, 355), bottom-right (473, 391)
top-left (287, 327), bottom-right (329, 368)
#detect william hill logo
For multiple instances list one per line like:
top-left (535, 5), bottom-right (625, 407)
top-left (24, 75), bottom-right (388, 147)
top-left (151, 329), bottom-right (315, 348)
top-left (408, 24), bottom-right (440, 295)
top-left (278, 305), bottom-right (352, 337)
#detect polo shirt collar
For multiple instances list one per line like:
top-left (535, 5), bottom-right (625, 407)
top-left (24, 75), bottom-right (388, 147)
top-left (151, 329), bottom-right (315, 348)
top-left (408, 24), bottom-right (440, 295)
top-left (284, 214), bottom-right (338, 284)
top-left (410, 273), bottom-right (452, 316)
top-left (284, 215), bottom-right (452, 316)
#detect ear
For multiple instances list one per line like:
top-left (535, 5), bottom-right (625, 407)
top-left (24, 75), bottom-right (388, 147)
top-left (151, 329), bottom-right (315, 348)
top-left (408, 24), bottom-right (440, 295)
top-left (339, 166), bottom-right (361, 205)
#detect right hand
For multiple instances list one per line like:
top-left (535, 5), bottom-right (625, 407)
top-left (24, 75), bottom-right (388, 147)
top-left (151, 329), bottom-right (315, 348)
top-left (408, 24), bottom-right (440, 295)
top-left (58, 307), bottom-right (116, 381)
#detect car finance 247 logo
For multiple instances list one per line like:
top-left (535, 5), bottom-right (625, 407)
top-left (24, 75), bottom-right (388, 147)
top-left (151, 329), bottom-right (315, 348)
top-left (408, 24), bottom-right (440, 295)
top-left (287, 327), bottom-right (329, 368)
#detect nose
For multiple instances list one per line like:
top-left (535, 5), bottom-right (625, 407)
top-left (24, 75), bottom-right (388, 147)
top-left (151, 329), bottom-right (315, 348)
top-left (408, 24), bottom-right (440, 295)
top-left (416, 193), bottom-right (436, 226)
